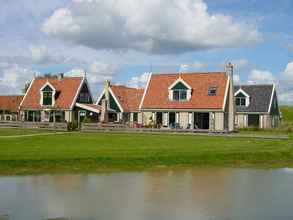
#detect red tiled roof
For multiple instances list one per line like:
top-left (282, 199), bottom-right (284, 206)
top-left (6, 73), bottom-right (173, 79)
top-left (110, 85), bottom-right (144, 112)
top-left (141, 72), bottom-right (228, 110)
top-left (20, 76), bottom-right (84, 110)
top-left (0, 95), bottom-right (23, 112)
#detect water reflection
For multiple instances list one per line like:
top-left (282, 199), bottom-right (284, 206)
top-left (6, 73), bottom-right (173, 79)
top-left (0, 168), bottom-right (293, 220)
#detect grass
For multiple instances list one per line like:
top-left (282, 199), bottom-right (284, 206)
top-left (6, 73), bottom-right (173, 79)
top-left (0, 129), bottom-right (293, 175)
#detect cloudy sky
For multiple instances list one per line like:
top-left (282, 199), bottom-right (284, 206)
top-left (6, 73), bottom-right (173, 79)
top-left (0, 0), bottom-right (293, 103)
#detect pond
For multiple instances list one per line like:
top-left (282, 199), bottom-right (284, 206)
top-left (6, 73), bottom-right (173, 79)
top-left (0, 168), bottom-right (293, 220)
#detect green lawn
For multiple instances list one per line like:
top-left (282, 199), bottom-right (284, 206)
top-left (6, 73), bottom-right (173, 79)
top-left (0, 129), bottom-right (293, 175)
top-left (0, 128), bottom-right (56, 136)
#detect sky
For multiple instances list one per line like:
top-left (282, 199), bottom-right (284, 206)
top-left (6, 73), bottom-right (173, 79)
top-left (0, 0), bottom-right (293, 104)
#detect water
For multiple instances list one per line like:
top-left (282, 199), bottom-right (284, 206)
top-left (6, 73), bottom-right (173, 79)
top-left (0, 168), bottom-right (293, 220)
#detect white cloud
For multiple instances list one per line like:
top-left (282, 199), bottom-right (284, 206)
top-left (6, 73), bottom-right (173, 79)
top-left (127, 72), bottom-right (150, 88)
top-left (282, 61), bottom-right (293, 81)
top-left (248, 69), bottom-right (275, 84)
top-left (232, 59), bottom-right (249, 69)
top-left (0, 64), bottom-right (36, 94)
top-left (42, 0), bottom-right (262, 54)
top-left (87, 61), bottom-right (118, 84)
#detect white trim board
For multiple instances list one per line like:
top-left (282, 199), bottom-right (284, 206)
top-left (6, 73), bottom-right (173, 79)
top-left (139, 73), bottom-right (152, 110)
top-left (168, 77), bottom-right (192, 90)
top-left (19, 77), bottom-right (35, 109)
top-left (268, 84), bottom-right (276, 113)
top-left (222, 75), bottom-right (230, 111)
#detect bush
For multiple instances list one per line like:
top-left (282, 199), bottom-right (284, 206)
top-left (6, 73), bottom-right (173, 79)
top-left (67, 121), bottom-right (79, 131)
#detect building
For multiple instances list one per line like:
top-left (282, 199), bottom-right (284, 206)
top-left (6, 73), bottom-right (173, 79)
top-left (0, 95), bottom-right (23, 121)
top-left (139, 64), bottom-right (235, 131)
top-left (234, 84), bottom-right (280, 129)
top-left (19, 74), bottom-right (96, 123)
top-left (96, 82), bottom-right (144, 125)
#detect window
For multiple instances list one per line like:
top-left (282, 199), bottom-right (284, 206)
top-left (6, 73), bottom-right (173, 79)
top-left (173, 89), bottom-right (187, 101)
top-left (133, 113), bottom-right (138, 122)
top-left (41, 84), bottom-right (55, 106)
top-left (43, 91), bottom-right (53, 106)
top-left (208, 87), bottom-right (217, 96)
top-left (236, 97), bottom-right (246, 106)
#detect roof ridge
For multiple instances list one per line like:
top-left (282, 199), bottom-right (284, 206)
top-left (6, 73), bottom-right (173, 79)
top-left (152, 72), bottom-right (225, 76)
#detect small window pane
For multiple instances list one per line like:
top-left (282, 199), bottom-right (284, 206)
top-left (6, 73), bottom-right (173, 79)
top-left (236, 98), bottom-right (241, 106)
top-left (241, 98), bottom-right (246, 106)
top-left (180, 90), bottom-right (187, 100)
top-left (43, 92), bottom-right (52, 105)
top-left (208, 87), bottom-right (217, 96)
top-left (173, 90), bottom-right (180, 100)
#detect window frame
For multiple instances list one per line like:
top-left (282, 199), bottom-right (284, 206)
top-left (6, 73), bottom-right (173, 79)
top-left (236, 97), bottom-right (246, 107)
top-left (172, 89), bottom-right (187, 102)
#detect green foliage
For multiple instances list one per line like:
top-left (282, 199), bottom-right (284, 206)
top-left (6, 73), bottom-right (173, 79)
top-left (280, 106), bottom-right (293, 122)
top-left (67, 121), bottom-right (79, 131)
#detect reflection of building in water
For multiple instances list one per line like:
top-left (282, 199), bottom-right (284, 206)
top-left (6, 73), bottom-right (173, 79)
top-left (143, 168), bottom-right (233, 220)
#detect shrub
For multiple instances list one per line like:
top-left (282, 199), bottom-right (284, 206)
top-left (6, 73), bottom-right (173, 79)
top-left (67, 121), bottom-right (79, 131)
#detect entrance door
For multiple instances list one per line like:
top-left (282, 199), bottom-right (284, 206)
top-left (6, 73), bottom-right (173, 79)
top-left (194, 113), bottom-right (210, 129)
top-left (169, 112), bottom-right (176, 128)
top-left (248, 114), bottom-right (259, 127)
top-left (156, 112), bottom-right (163, 127)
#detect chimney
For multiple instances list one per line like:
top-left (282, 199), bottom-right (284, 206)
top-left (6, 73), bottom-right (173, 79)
top-left (58, 73), bottom-right (64, 80)
top-left (226, 62), bottom-right (235, 132)
top-left (104, 80), bottom-right (110, 109)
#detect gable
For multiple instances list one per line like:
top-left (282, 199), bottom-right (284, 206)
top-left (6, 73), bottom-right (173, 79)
top-left (171, 82), bottom-right (189, 90)
top-left (42, 85), bottom-right (54, 92)
top-left (98, 93), bottom-right (121, 112)
top-left (77, 82), bottom-right (93, 104)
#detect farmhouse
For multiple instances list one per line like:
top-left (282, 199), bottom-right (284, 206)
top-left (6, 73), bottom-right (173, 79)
top-left (0, 95), bottom-right (23, 121)
top-left (139, 68), bottom-right (235, 131)
top-left (234, 84), bottom-right (280, 129)
top-left (96, 81), bottom-right (144, 125)
top-left (19, 74), bottom-right (96, 123)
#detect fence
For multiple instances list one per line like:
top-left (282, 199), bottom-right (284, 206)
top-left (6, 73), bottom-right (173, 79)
top-left (81, 122), bottom-right (227, 134)
top-left (0, 121), bottom-right (67, 131)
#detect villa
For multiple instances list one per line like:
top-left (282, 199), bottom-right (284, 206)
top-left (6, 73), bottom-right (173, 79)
top-left (19, 73), bottom-right (96, 123)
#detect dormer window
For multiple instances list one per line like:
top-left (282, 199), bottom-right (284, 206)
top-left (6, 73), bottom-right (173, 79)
top-left (40, 83), bottom-right (56, 106)
top-left (235, 89), bottom-right (250, 107)
top-left (208, 87), bottom-right (217, 96)
top-left (168, 78), bottom-right (192, 102)
top-left (173, 89), bottom-right (187, 101)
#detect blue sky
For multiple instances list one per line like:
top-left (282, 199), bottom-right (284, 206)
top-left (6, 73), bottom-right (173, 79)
top-left (0, 0), bottom-right (292, 103)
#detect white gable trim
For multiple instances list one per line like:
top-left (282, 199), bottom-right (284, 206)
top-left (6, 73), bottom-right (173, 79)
top-left (234, 88), bottom-right (250, 98)
top-left (234, 88), bottom-right (250, 107)
top-left (268, 84), bottom-right (276, 113)
top-left (96, 89), bottom-right (106, 105)
top-left (40, 81), bottom-right (56, 92)
top-left (109, 87), bottom-right (124, 112)
top-left (95, 87), bottom-right (124, 112)
top-left (222, 75), bottom-right (230, 111)
top-left (70, 76), bottom-right (85, 110)
top-left (168, 77), bottom-right (192, 90)
top-left (39, 81), bottom-right (56, 107)
top-left (83, 78), bottom-right (94, 103)
top-left (19, 77), bottom-right (35, 109)
top-left (139, 73), bottom-right (152, 110)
